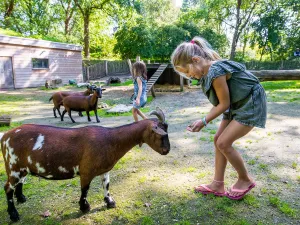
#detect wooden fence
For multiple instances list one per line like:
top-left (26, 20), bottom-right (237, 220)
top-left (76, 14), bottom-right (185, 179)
top-left (84, 60), bottom-right (131, 81)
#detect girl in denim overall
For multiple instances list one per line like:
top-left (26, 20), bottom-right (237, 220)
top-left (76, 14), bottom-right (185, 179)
top-left (171, 37), bottom-right (267, 200)
top-left (132, 61), bottom-right (148, 122)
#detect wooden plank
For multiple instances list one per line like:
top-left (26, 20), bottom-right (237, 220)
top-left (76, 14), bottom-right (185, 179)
top-left (250, 70), bottom-right (300, 81)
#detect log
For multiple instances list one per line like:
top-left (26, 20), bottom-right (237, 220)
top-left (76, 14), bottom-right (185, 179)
top-left (0, 115), bottom-right (12, 126)
top-left (250, 70), bottom-right (300, 81)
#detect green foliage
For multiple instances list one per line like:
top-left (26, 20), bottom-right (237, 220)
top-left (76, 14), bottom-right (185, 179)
top-left (114, 19), bottom-right (154, 59)
top-left (153, 25), bottom-right (189, 61)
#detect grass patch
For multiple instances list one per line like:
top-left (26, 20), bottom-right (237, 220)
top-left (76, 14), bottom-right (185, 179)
top-left (183, 167), bottom-right (196, 173)
top-left (261, 80), bottom-right (300, 90)
top-left (269, 196), bottom-right (296, 217)
top-left (0, 121), bottom-right (23, 132)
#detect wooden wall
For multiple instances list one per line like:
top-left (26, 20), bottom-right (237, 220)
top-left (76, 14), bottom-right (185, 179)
top-left (0, 43), bottom-right (82, 89)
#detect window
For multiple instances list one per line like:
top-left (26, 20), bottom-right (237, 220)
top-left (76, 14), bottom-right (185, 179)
top-left (32, 58), bottom-right (49, 69)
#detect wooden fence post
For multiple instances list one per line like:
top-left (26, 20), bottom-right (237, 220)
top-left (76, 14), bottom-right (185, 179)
top-left (87, 66), bottom-right (90, 82)
top-left (127, 59), bottom-right (133, 76)
top-left (180, 76), bottom-right (183, 91)
top-left (105, 60), bottom-right (108, 77)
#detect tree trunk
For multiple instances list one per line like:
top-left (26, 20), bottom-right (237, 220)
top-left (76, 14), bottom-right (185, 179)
top-left (4, 0), bottom-right (15, 28)
top-left (83, 14), bottom-right (90, 59)
top-left (230, 0), bottom-right (241, 60)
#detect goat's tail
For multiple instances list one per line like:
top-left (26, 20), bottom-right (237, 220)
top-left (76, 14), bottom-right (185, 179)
top-left (0, 132), bottom-right (4, 154)
top-left (49, 96), bottom-right (53, 102)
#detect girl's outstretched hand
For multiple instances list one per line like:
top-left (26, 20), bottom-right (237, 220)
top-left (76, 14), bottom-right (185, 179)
top-left (187, 120), bottom-right (205, 132)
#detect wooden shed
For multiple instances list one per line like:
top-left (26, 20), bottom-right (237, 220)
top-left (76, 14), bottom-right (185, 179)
top-left (0, 35), bottom-right (83, 89)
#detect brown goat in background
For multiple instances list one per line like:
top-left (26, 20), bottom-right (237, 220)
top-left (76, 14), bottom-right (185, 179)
top-left (1, 107), bottom-right (170, 222)
top-left (49, 85), bottom-right (95, 118)
top-left (61, 87), bottom-right (105, 123)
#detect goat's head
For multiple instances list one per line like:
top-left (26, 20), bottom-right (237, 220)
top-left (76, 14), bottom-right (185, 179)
top-left (145, 107), bottom-right (170, 155)
top-left (87, 84), bottom-right (97, 94)
top-left (93, 87), bottom-right (106, 98)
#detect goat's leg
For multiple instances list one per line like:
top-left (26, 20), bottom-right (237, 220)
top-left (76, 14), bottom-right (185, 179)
top-left (67, 109), bottom-right (76, 123)
top-left (53, 107), bottom-right (57, 118)
top-left (86, 111), bottom-right (91, 122)
top-left (57, 106), bottom-right (62, 118)
top-left (61, 109), bottom-right (67, 121)
top-left (100, 173), bottom-right (115, 208)
top-left (5, 179), bottom-right (20, 222)
top-left (78, 111), bottom-right (83, 117)
top-left (14, 171), bottom-right (27, 203)
top-left (79, 177), bottom-right (91, 212)
top-left (15, 183), bottom-right (26, 203)
top-left (94, 109), bottom-right (100, 123)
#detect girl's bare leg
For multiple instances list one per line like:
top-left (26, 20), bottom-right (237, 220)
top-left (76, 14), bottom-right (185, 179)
top-left (196, 119), bottom-right (230, 193)
top-left (216, 120), bottom-right (254, 197)
top-left (132, 108), bottom-right (139, 122)
top-left (136, 109), bottom-right (147, 120)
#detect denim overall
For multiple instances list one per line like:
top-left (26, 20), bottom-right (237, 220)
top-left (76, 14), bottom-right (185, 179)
top-left (133, 76), bottom-right (147, 109)
top-left (200, 60), bottom-right (267, 128)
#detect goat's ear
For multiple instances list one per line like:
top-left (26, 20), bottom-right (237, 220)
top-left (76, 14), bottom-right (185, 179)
top-left (102, 88), bottom-right (106, 91)
top-left (152, 125), bottom-right (167, 135)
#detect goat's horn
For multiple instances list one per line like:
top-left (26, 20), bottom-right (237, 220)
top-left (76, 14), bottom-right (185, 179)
top-left (150, 107), bottom-right (165, 123)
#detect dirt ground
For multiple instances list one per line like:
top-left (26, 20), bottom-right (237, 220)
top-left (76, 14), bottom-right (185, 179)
top-left (0, 84), bottom-right (299, 224)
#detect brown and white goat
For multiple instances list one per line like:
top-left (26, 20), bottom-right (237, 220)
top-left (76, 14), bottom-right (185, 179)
top-left (61, 87), bottom-right (105, 123)
top-left (49, 85), bottom-right (95, 118)
top-left (0, 107), bottom-right (170, 222)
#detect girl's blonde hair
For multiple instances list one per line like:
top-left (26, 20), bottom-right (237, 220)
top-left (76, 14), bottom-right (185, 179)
top-left (132, 61), bottom-right (147, 80)
top-left (171, 36), bottom-right (221, 70)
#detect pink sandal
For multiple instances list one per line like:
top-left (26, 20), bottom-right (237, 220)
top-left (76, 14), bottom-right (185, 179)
top-left (226, 182), bottom-right (256, 200)
top-left (194, 180), bottom-right (226, 197)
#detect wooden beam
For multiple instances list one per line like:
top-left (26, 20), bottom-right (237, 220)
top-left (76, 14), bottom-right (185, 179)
top-left (251, 70), bottom-right (300, 81)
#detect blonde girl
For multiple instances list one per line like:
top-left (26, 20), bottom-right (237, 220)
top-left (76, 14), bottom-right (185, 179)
top-left (171, 37), bottom-right (267, 200)
top-left (132, 61), bottom-right (148, 122)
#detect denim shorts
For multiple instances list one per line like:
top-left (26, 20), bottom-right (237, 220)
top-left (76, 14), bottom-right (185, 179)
top-left (223, 84), bottom-right (267, 128)
top-left (133, 95), bottom-right (147, 109)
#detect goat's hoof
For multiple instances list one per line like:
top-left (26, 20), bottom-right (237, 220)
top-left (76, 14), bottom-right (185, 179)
top-left (9, 210), bottom-right (20, 222)
top-left (16, 195), bottom-right (26, 203)
top-left (80, 202), bottom-right (90, 213)
top-left (104, 197), bottom-right (116, 208)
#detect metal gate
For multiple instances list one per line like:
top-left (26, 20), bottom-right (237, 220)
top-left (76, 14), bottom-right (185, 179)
top-left (0, 57), bottom-right (14, 89)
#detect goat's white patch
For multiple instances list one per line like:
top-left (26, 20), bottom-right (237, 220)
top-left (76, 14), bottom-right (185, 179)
top-left (20, 176), bottom-right (26, 184)
top-left (33, 134), bottom-right (44, 151)
top-left (73, 166), bottom-right (79, 175)
top-left (4, 138), bottom-right (10, 160)
top-left (15, 129), bottom-right (21, 133)
top-left (28, 156), bottom-right (32, 164)
top-left (9, 183), bottom-right (15, 190)
top-left (11, 171), bottom-right (20, 179)
top-left (36, 163), bottom-right (46, 173)
top-left (46, 175), bottom-right (53, 178)
top-left (58, 166), bottom-right (68, 173)
top-left (5, 139), bottom-right (18, 166)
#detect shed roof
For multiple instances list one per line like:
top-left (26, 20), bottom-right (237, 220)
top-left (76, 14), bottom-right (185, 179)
top-left (0, 35), bottom-right (82, 51)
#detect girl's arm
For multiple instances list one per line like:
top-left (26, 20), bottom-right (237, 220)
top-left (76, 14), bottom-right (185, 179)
top-left (188, 75), bottom-right (230, 132)
top-left (135, 77), bottom-right (143, 105)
